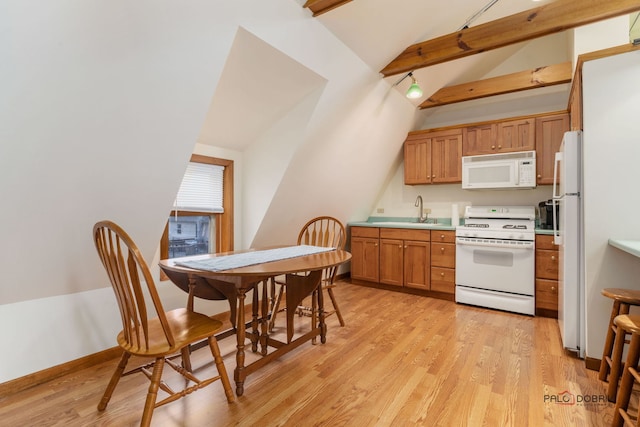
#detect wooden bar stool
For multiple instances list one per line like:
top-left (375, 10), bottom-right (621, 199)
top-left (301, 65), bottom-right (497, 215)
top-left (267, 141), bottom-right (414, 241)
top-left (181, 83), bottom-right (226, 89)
top-left (600, 288), bottom-right (640, 402)
top-left (612, 315), bottom-right (640, 427)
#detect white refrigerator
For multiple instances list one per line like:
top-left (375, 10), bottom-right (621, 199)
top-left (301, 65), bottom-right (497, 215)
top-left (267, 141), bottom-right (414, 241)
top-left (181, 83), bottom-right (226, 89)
top-left (552, 130), bottom-right (585, 358)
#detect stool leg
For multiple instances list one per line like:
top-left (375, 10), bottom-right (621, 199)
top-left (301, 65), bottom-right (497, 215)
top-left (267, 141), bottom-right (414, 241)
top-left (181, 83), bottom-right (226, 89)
top-left (600, 301), bottom-right (623, 381)
top-left (608, 322), bottom-right (628, 402)
top-left (612, 332), bottom-right (640, 427)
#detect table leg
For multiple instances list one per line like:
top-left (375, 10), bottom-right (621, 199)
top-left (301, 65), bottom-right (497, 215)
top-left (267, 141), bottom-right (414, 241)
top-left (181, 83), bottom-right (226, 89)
top-left (317, 282), bottom-right (327, 344)
top-left (251, 287), bottom-right (259, 353)
top-left (234, 289), bottom-right (247, 396)
top-left (260, 280), bottom-right (269, 356)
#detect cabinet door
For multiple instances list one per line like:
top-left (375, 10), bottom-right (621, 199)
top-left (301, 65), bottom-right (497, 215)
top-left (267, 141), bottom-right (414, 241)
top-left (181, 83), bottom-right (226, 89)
top-left (351, 237), bottom-right (379, 282)
top-left (380, 239), bottom-right (404, 286)
top-left (536, 278), bottom-right (559, 311)
top-left (404, 240), bottom-right (430, 290)
top-left (535, 249), bottom-right (559, 280)
top-left (431, 130), bottom-right (463, 183)
top-left (497, 118), bottom-right (535, 153)
top-left (431, 267), bottom-right (455, 294)
top-left (404, 136), bottom-right (432, 185)
top-left (431, 242), bottom-right (455, 268)
top-left (535, 113), bottom-right (569, 185)
top-left (462, 124), bottom-right (497, 155)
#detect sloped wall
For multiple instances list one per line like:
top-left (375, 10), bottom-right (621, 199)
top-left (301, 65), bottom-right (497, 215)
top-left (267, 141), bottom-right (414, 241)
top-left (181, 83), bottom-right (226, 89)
top-left (0, 0), bottom-right (417, 382)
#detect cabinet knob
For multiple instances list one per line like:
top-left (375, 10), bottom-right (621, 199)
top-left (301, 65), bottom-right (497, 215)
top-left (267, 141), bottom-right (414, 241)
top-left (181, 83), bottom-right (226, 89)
top-left (551, 255), bottom-right (556, 261)
top-left (551, 286), bottom-right (556, 292)
top-left (399, 245), bottom-right (403, 249)
top-left (374, 243), bottom-right (378, 247)
top-left (440, 272), bottom-right (445, 277)
top-left (432, 174), bottom-right (436, 178)
top-left (537, 174), bottom-right (542, 178)
top-left (440, 234), bottom-right (445, 239)
top-left (498, 145), bottom-right (502, 149)
top-left (491, 145), bottom-right (496, 149)
top-left (440, 247), bottom-right (445, 252)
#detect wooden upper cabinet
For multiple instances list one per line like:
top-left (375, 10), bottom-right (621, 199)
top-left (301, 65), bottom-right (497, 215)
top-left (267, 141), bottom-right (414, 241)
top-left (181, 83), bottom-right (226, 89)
top-left (431, 129), bottom-right (462, 183)
top-left (462, 124), bottom-right (497, 156)
top-left (403, 129), bottom-right (462, 185)
top-left (404, 134), bottom-right (432, 185)
top-left (535, 113), bottom-right (570, 185)
top-left (497, 118), bottom-right (535, 153)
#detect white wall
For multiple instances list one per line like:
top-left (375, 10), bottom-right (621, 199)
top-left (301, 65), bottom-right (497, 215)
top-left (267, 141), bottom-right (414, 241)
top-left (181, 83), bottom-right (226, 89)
top-left (582, 50), bottom-right (640, 358)
top-left (0, 1), bottom-right (417, 383)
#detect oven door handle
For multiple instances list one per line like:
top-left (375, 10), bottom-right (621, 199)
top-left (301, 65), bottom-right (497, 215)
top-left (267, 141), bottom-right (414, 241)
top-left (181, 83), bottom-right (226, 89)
top-left (456, 239), bottom-right (534, 250)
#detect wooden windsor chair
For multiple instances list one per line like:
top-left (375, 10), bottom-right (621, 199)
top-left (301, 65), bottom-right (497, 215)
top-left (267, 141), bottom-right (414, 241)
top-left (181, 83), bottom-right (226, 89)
top-left (93, 221), bottom-right (234, 427)
top-left (268, 216), bottom-right (346, 335)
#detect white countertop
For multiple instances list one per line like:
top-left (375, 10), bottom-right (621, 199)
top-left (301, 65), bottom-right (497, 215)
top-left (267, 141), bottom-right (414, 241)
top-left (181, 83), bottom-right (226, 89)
top-left (608, 239), bottom-right (640, 258)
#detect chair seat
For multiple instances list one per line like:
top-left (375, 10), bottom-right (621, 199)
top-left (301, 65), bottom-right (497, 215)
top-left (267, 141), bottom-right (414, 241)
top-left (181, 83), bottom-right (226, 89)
top-left (117, 308), bottom-right (224, 357)
top-left (615, 314), bottom-right (640, 336)
top-left (602, 288), bottom-right (640, 306)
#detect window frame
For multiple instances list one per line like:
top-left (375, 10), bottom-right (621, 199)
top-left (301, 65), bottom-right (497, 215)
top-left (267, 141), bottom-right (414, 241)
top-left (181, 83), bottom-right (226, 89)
top-left (160, 154), bottom-right (234, 280)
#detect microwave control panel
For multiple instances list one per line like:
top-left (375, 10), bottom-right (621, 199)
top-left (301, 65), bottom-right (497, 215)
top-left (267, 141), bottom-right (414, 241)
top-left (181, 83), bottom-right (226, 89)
top-left (518, 160), bottom-right (535, 186)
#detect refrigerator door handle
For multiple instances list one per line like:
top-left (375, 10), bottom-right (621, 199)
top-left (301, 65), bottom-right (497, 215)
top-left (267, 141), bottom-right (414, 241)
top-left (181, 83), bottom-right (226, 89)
top-left (552, 198), bottom-right (562, 245)
top-left (552, 151), bottom-right (562, 199)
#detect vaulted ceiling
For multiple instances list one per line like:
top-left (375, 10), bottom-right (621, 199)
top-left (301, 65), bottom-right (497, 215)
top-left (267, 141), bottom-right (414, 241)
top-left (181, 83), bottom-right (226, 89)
top-left (303, 0), bottom-right (640, 109)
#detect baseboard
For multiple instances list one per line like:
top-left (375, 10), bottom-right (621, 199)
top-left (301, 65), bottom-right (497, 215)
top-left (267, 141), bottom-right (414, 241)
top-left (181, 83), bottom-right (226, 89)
top-left (585, 356), bottom-right (601, 371)
top-left (0, 346), bottom-right (122, 398)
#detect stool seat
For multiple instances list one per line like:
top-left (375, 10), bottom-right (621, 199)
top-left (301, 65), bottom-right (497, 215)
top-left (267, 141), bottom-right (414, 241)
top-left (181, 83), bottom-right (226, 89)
top-left (612, 315), bottom-right (640, 427)
top-left (600, 288), bottom-right (640, 402)
top-left (602, 288), bottom-right (640, 306)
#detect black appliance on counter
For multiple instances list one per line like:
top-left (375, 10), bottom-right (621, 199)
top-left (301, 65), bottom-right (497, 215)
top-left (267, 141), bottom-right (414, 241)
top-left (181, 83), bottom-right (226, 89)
top-left (538, 199), bottom-right (558, 229)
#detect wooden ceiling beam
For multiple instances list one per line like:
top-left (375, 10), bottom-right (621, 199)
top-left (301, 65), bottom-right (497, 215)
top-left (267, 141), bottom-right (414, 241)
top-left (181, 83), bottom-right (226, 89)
top-left (381, 0), bottom-right (640, 77)
top-left (419, 61), bottom-right (573, 109)
top-left (304, 0), bottom-right (353, 17)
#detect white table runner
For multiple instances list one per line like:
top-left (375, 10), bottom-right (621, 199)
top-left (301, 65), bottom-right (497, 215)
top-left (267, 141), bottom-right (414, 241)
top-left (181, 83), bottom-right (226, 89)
top-left (175, 245), bottom-right (335, 272)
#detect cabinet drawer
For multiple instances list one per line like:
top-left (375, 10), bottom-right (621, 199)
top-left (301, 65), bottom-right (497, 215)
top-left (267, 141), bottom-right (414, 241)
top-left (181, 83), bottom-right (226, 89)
top-left (351, 226), bottom-right (379, 238)
top-left (431, 243), bottom-right (455, 268)
top-left (536, 249), bottom-right (558, 280)
top-left (380, 228), bottom-right (430, 241)
top-left (536, 279), bottom-right (558, 311)
top-left (431, 230), bottom-right (455, 243)
top-left (536, 234), bottom-right (557, 250)
top-left (431, 267), bottom-right (455, 294)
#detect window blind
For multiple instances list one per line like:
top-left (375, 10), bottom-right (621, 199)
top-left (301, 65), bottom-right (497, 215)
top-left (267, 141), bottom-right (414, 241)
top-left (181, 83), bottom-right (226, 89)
top-left (174, 162), bottom-right (224, 213)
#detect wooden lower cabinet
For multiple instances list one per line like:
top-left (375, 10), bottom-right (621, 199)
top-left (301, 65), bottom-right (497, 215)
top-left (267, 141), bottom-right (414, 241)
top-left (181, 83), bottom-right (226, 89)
top-left (350, 227), bottom-right (379, 283)
top-left (430, 231), bottom-right (456, 294)
top-left (535, 234), bottom-right (559, 316)
top-left (380, 228), bottom-right (431, 290)
top-left (350, 227), bottom-right (458, 298)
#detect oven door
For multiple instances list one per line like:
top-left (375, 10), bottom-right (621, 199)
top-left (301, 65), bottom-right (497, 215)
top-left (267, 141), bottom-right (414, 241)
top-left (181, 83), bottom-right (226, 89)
top-left (455, 238), bottom-right (534, 296)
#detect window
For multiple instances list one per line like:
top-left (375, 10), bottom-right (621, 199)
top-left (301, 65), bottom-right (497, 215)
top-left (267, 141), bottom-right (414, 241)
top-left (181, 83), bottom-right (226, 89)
top-left (160, 154), bottom-right (234, 279)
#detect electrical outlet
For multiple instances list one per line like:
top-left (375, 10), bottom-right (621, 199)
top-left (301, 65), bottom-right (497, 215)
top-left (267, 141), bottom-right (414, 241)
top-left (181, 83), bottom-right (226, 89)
top-left (376, 208), bottom-right (384, 213)
top-left (423, 208), bottom-right (431, 214)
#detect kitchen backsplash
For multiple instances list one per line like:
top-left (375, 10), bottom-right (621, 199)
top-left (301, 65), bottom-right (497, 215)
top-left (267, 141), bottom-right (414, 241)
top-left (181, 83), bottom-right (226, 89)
top-left (371, 166), bottom-right (554, 220)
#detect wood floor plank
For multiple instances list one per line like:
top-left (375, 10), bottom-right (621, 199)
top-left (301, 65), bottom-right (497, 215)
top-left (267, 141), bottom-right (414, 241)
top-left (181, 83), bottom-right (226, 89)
top-left (0, 281), bottom-right (615, 426)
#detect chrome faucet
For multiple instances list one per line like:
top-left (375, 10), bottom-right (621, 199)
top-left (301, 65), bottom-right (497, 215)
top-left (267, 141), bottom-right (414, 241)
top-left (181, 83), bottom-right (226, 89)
top-left (415, 195), bottom-right (428, 223)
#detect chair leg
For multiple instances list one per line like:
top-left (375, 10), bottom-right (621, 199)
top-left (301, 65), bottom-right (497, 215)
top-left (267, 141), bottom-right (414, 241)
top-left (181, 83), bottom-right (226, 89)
top-left (268, 280), bottom-right (284, 332)
top-left (208, 336), bottom-right (235, 403)
top-left (608, 323), bottom-right (629, 402)
top-left (181, 346), bottom-right (193, 372)
top-left (612, 333), bottom-right (640, 427)
top-left (326, 286), bottom-right (345, 327)
top-left (140, 357), bottom-right (165, 427)
top-left (98, 351), bottom-right (130, 411)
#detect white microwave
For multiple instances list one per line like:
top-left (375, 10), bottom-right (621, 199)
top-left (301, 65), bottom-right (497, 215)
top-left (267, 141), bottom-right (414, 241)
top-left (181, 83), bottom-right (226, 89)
top-left (462, 151), bottom-right (536, 190)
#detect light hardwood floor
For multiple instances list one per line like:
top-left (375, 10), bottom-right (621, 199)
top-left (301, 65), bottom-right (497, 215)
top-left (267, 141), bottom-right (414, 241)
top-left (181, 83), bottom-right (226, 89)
top-left (0, 281), bottom-right (616, 426)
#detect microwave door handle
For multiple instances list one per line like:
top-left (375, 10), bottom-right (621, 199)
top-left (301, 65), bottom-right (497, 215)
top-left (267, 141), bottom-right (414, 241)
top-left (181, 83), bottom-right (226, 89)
top-left (552, 152), bottom-right (562, 198)
top-left (514, 162), bottom-right (519, 185)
